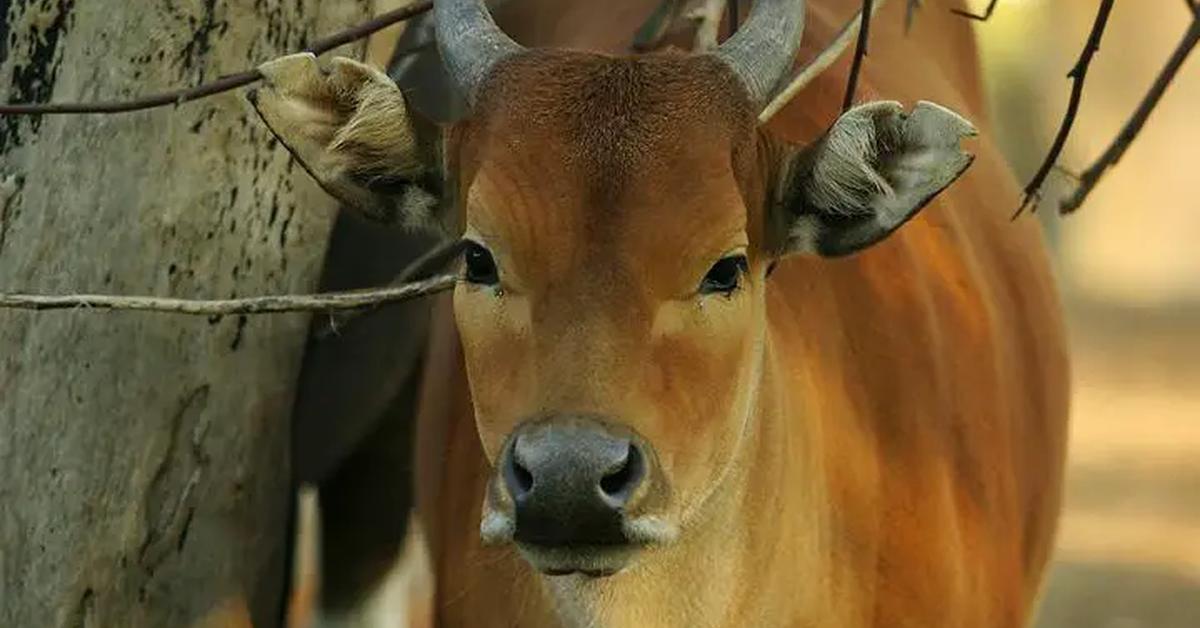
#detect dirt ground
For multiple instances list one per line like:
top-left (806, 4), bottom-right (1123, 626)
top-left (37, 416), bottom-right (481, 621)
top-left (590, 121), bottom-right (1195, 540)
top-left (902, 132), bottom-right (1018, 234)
top-left (1034, 302), bottom-right (1200, 628)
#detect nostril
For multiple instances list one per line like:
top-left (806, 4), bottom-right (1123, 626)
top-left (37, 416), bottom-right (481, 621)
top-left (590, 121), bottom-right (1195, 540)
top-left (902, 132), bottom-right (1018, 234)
top-left (599, 465), bottom-right (630, 496)
top-left (503, 443), bottom-right (534, 499)
top-left (598, 442), bottom-right (645, 507)
top-left (513, 460), bottom-right (533, 493)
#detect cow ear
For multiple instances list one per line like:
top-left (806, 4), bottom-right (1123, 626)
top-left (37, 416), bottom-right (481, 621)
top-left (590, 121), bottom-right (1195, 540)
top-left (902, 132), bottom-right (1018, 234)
top-left (771, 101), bottom-right (976, 257)
top-left (247, 53), bottom-right (443, 228)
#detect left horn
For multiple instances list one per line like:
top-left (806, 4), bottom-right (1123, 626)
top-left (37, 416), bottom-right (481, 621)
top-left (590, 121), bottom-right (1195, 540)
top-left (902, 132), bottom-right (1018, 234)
top-left (713, 0), bottom-right (807, 108)
top-left (435, 0), bottom-right (525, 107)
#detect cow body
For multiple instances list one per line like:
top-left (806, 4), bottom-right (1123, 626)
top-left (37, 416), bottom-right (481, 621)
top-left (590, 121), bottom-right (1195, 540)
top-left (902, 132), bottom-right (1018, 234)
top-left (264, 1), bottom-right (1069, 626)
top-left (413, 3), bottom-right (1068, 627)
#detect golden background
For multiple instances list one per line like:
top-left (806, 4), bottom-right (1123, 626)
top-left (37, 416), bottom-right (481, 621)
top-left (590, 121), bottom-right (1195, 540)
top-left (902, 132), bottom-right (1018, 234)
top-left (971, 0), bottom-right (1200, 625)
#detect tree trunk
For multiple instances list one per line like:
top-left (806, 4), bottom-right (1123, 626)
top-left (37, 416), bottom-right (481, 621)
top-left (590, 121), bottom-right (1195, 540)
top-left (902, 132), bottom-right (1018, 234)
top-left (0, 1), bottom-right (370, 625)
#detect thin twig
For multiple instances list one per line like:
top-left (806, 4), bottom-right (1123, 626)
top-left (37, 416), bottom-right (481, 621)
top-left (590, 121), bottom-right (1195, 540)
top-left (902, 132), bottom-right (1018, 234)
top-left (1061, 16), bottom-right (1200, 214)
top-left (760, 0), bottom-right (888, 122)
top-left (842, 0), bottom-right (875, 112)
top-left (1014, 0), bottom-right (1115, 218)
top-left (951, 0), bottom-right (999, 22)
top-left (0, 275), bottom-right (456, 315)
top-left (314, 238), bottom-right (465, 340)
top-left (0, 0), bottom-right (432, 116)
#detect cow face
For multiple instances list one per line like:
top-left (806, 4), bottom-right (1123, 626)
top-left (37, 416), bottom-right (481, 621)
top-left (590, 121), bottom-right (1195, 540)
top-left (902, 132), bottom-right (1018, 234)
top-left (249, 0), bottom-right (975, 579)
top-left (452, 51), bottom-right (767, 575)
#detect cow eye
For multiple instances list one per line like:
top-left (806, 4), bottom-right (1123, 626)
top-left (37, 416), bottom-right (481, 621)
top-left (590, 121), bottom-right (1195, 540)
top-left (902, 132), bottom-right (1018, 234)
top-left (699, 255), bottom-right (748, 295)
top-left (463, 241), bottom-right (499, 285)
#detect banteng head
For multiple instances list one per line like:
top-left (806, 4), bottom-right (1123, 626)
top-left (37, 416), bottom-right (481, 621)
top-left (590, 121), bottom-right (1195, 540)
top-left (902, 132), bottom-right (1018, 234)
top-left (250, 0), bottom-right (975, 578)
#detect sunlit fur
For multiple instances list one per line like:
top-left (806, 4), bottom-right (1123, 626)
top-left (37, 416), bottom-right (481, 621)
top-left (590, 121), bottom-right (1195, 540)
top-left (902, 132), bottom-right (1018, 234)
top-left (413, 3), bottom-right (1069, 627)
top-left (453, 51), bottom-right (765, 543)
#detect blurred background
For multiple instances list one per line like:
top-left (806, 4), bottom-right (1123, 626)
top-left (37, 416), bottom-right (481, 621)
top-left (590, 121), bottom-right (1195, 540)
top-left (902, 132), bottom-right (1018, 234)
top-left (968, 0), bottom-right (1200, 625)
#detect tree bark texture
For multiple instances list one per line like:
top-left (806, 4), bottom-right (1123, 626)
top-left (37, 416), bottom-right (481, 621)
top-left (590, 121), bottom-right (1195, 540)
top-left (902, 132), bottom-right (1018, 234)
top-left (0, 1), bottom-right (371, 625)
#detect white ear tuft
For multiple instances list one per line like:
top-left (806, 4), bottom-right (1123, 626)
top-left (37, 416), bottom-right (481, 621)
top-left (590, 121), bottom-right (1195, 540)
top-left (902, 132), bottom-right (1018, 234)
top-left (777, 100), bottom-right (976, 257)
top-left (248, 54), bottom-right (442, 228)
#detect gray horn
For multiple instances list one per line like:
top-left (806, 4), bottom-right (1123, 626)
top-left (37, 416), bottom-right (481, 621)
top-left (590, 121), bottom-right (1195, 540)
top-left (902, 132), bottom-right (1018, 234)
top-left (435, 0), bottom-right (525, 106)
top-left (713, 0), bottom-right (807, 107)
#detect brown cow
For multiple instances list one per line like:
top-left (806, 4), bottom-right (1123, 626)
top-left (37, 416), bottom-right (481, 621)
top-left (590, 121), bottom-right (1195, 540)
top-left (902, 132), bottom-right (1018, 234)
top-left (255, 0), bottom-right (1070, 625)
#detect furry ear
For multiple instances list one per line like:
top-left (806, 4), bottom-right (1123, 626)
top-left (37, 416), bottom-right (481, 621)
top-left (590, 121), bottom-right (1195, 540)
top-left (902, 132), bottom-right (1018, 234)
top-left (247, 53), bottom-right (443, 228)
top-left (772, 101), bottom-right (977, 257)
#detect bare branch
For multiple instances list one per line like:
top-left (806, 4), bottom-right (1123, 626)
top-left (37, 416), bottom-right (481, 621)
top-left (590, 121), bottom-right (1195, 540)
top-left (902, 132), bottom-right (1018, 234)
top-left (1014, 0), bottom-right (1115, 218)
top-left (0, 275), bottom-right (456, 316)
top-left (842, 0), bottom-right (876, 112)
top-left (760, 0), bottom-right (888, 122)
top-left (951, 0), bottom-right (999, 22)
top-left (1061, 15), bottom-right (1200, 213)
top-left (0, 0), bottom-right (433, 116)
top-left (314, 238), bottom-right (465, 340)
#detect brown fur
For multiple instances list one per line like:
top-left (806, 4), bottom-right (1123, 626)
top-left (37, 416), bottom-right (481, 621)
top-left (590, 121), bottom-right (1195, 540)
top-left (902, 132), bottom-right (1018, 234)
top-left (250, 1), bottom-right (1068, 625)
top-left (414, 2), bottom-right (1068, 627)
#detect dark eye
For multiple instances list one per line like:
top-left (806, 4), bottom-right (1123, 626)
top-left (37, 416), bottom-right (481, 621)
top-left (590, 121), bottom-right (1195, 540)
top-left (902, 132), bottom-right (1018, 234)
top-left (463, 241), bottom-right (499, 285)
top-left (699, 255), bottom-right (748, 295)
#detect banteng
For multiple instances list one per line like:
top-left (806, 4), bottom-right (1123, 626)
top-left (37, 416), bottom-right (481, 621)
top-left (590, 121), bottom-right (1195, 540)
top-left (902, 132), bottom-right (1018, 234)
top-left (259, 0), bottom-right (1070, 625)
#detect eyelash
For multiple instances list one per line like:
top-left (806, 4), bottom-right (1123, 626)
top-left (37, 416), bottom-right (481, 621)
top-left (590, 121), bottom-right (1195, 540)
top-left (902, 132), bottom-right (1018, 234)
top-left (463, 241), bottom-right (499, 285)
top-left (699, 255), bottom-right (748, 296)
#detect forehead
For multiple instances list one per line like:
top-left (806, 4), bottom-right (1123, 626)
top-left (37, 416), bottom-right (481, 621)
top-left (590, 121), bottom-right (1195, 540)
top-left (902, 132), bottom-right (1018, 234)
top-left (457, 51), bottom-right (759, 237)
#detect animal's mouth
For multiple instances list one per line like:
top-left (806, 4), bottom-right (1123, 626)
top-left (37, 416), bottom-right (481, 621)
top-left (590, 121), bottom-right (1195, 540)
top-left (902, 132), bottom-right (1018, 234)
top-left (516, 542), bottom-right (641, 577)
top-left (481, 506), bottom-right (679, 577)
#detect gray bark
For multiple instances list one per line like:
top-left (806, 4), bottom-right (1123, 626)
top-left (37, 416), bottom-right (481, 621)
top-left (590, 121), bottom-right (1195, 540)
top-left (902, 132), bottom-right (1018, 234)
top-left (0, 1), bottom-right (371, 625)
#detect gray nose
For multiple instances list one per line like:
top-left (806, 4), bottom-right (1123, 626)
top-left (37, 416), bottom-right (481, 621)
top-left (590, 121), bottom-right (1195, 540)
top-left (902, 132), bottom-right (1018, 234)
top-left (501, 419), bottom-right (647, 547)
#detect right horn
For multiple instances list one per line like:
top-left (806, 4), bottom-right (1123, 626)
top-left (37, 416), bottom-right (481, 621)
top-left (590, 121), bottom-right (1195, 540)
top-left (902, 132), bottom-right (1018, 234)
top-left (713, 0), bottom-right (808, 108)
top-left (435, 0), bottom-right (525, 107)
